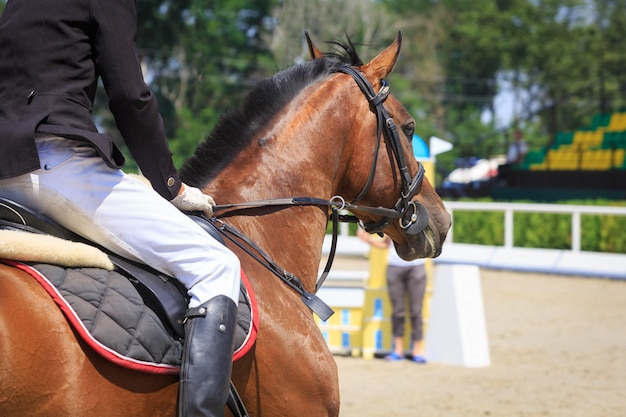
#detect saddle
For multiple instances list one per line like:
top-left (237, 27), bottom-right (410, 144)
top-left (0, 197), bottom-right (257, 371)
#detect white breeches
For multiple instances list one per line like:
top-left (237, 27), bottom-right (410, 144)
top-left (0, 136), bottom-right (240, 307)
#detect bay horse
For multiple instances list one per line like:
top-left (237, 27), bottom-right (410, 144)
top-left (0, 32), bottom-right (450, 416)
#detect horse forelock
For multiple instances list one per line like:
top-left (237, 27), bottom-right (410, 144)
top-left (323, 37), bottom-right (365, 66)
top-left (180, 54), bottom-right (357, 188)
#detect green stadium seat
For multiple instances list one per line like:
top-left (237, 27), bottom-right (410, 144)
top-left (591, 113), bottom-right (611, 128)
top-left (554, 131), bottom-right (574, 147)
top-left (602, 132), bottom-right (626, 149)
top-left (616, 132), bottom-right (626, 149)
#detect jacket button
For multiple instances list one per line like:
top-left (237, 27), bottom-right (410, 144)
top-left (167, 177), bottom-right (175, 187)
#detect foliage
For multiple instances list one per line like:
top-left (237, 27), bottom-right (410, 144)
top-left (136, 0), bottom-right (278, 115)
top-left (267, 0), bottom-right (397, 68)
top-left (581, 213), bottom-right (626, 253)
top-left (452, 210), bottom-right (505, 246)
top-left (449, 199), bottom-right (626, 253)
top-left (382, 0), bottom-right (626, 175)
top-left (3, 0), bottom-right (626, 183)
top-left (93, 0), bottom-right (279, 166)
top-left (513, 212), bottom-right (572, 249)
top-left (169, 107), bottom-right (218, 169)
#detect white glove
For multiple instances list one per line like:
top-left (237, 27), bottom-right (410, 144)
top-left (170, 183), bottom-right (216, 217)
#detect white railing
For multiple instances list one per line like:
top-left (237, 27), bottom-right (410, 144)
top-left (444, 201), bottom-right (626, 252)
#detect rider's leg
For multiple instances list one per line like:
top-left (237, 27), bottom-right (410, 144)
top-left (179, 294), bottom-right (237, 417)
top-left (0, 136), bottom-right (240, 415)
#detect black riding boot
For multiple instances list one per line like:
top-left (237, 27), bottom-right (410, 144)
top-left (178, 295), bottom-right (237, 417)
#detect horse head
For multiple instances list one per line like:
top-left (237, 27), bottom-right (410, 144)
top-left (306, 32), bottom-right (451, 260)
top-left (182, 32), bottom-right (450, 270)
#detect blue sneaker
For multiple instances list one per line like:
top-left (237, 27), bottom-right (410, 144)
top-left (385, 352), bottom-right (404, 361)
top-left (412, 355), bottom-right (427, 364)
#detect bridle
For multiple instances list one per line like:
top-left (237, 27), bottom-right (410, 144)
top-left (209, 64), bottom-right (430, 320)
top-left (334, 65), bottom-right (429, 237)
top-left (214, 65), bottom-right (430, 237)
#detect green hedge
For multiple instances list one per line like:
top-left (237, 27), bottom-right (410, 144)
top-left (451, 199), bottom-right (626, 254)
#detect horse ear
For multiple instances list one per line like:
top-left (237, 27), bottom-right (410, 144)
top-left (305, 31), bottom-right (324, 60)
top-left (361, 31), bottom-right (403, 80)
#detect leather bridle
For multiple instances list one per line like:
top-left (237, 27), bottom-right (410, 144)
top-left (214, 65), bottom-right (429, 237)
top-left (333, 65), bottom-right (429, 237)
top-left (209, 64), bottom-right (430, 320)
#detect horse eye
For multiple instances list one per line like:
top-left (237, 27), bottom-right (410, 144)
top-left (402, 123), bottom-right (415, 139)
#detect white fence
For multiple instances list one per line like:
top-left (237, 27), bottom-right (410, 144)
top-left (324, 202), bottom-right (626, 279)
top-left (444, 201), bottom-right (626, 252)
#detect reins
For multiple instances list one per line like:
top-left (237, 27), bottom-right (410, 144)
top-left (208, 64), bottom-right (430, 321)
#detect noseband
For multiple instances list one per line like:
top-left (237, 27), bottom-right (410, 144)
top-left (334, 65), bottom-right (429, 237)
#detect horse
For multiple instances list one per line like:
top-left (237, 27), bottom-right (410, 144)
top-left (0, 32), bottom-right (451, 416)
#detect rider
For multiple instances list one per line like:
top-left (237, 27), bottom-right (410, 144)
top-left (0, 1), bottom-right (239, 416)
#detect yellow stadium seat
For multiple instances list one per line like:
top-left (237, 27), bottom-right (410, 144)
top-left (573, 131), bottom-right (588, 145)
top-left (599, 150), bottom-right (611, 169)
top-left (572, 130), bottom-right (591, 147)
top-left (588, 131), bottom-right (604, 146)
top-left (573, 130), bottom-right (604, 150)
top-left (607, 113), bottom-right (626, 131)
top-left (581, 152), bottom-right (594, 170)
top-left (582, 149), bottom-right (613, 170)
top-left (548, 149), bottom-right (579, 170)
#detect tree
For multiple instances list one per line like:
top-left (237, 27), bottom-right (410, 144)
top-left (592, 0), bottom-right (626, 114)
top-left (5, 0), bottom-right (625, 179)
top-left (100, 0), bottom-right (280, 170)
top-left (266, 0), bottom-right (397, 68)
top-left (382, 0), bottom-right (512, 176)
top-left (267, 0), bottom-right (448, 169)
top-left (381, 0), bottom-right (626, 180)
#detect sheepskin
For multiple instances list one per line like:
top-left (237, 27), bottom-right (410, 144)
top-left (0, 229), bottom-right (114, 270)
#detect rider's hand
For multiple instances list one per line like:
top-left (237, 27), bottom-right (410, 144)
top-left (170, 183), bottom-right (216, 217)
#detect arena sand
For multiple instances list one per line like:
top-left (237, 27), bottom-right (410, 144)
top-left (334, 268), bottom-right (626, 417)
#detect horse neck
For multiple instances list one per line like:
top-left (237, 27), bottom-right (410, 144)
top-left (208, 84), bottom-right (355, 289)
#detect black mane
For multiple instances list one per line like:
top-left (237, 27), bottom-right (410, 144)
top-left (179, 38), bottom-right (363, 187)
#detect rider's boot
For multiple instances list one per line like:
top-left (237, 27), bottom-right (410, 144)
top-left (178, 295), bottom-right (237, 417)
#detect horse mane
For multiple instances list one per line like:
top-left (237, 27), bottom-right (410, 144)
top-left (179, 38), bottom-right (363, 187)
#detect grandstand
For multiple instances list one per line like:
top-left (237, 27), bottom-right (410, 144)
top-left (492, 111), bottom-right (626, 201)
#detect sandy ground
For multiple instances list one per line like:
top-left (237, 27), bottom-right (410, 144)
top-left (334, 269), bottom-right (626, 417)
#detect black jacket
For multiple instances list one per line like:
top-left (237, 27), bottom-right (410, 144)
top-left (0, 0), bottom-right (181, 199)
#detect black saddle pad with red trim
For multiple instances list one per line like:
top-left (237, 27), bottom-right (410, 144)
top-left (0, 197), bottom-right (258, 374)
top-left (3, 260), bottom-right (258, 375)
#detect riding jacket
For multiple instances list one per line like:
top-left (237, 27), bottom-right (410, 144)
top-left (0, 0), bottom-right (181, 200)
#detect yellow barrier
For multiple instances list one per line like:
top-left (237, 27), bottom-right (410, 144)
top-left (316, 304), bottom-right (364, 356)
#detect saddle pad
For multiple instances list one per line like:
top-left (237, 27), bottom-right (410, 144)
top-left (2, 260), bottom-right (258, 375)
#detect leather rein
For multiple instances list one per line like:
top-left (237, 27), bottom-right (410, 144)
top-left (208, 65), bottom-right (429, 321)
